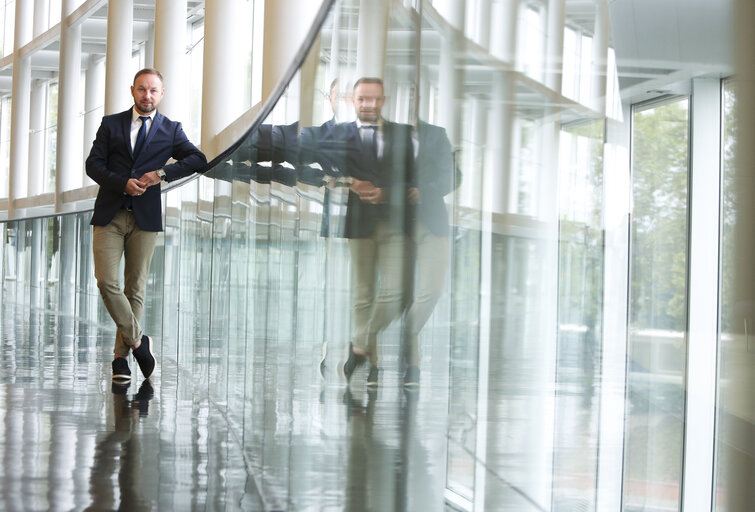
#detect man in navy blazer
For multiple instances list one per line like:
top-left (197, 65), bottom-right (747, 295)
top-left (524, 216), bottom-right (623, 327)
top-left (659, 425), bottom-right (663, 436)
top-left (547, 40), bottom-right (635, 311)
top-left (303, 78), bottom-right (414, 387)
top-left (86, 68), bottom-right (206, 384)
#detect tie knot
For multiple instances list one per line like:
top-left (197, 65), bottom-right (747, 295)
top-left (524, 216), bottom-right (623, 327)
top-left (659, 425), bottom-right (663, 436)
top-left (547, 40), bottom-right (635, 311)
top-left (139, 116), bottom-right (149, 123)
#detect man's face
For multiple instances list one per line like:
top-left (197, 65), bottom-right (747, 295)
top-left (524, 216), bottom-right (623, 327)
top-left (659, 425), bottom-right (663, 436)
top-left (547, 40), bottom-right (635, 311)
top-left (131, 73), bottom-right (164, 115)
top-left (352, 83), bottom-right (384, 123)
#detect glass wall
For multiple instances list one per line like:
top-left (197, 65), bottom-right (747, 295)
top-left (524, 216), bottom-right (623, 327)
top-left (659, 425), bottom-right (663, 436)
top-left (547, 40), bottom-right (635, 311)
top-left (0, 0), bottom-right (748, 511)
top-left (625, 97), bottom-right (690, 511)
top-left (715, 79), bottom-right (740, 512)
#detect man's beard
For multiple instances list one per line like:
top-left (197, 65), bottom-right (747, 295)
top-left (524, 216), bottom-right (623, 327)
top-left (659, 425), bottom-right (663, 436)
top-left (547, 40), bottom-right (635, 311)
top-left (358, 111), bottom-right (378, 123)
top-left (137, 102), bottom-right (155, 114)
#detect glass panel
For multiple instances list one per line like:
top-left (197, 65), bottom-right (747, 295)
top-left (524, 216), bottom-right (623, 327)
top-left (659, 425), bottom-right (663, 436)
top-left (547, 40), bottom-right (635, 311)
top-left (1, 96), bottom-right (12, 198)
top-left (714, 79), bottom-right (738, 512)
top-left (553, 120), bottom-right (605, 511)
top-left (624, 97), bottom-right (690, 511)
top-left (45, 82), bottom-right (59, 194)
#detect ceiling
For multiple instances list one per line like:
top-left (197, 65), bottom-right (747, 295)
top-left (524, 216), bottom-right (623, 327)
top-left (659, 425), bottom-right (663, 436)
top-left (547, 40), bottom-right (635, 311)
top-left (0, 0), bottom-right (737, 109)
top-left (608, 0), bottom-right (734, 101)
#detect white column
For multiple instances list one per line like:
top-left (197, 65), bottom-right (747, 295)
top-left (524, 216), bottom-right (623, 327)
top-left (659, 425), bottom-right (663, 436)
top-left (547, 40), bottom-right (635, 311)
top-left (591, 0), bottom-right (609, 114)
top-left (681, 76), bottom-right (722, 512)
top-left (540, 0), bottom-right (565, 221)
top-left (56, 0), bottom-right (84, 210)
top-left (154, 0), bottom-right (187, 121)
top-left (202, 0), bottom-right (245, 158)
top-left (33, 0), bottom-right (50, 37)
top-left (83, 55), bottom-right (105, 186)
top-left (488, 0), bottom-right (518, 214)
top-left (8, 0), bottom-right (33, 217)
top-left (262, 0), bottom-right (322, 101)
top-left (473, 0), bottom-right (492, 50)
top-left (105, 0), bottom-right (133, 114)
top-left (438, 0), bottom-right (465, 146)
top-left (491, 0), bottom-right (519, 64)
top-left (144, 22), bottom-right (155, 69)
top-left (28, 80), bottom-right (46, 197)
top-left (545, 0), bottom-right (565, 93)
top-left (356, 0), bottom-right (389, 78)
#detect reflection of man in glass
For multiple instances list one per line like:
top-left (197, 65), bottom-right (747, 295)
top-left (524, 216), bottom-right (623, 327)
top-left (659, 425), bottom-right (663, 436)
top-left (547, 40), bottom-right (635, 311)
top-left (332, 78), bottom-right (414, 387)
top-left (402, 121), bottom-right (458, 386)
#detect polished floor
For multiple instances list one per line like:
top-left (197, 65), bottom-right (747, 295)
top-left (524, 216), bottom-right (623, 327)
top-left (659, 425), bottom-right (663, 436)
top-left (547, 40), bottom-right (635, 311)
top-left (0, 302), bottom-right (457, 511)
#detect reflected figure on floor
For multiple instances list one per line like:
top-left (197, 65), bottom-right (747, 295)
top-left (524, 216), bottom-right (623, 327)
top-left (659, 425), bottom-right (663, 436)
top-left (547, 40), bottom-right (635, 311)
top-left (307, 78), bottom-right (414, 387)
top-left (342, 389), bottom-right (434, 511)
top-left (86, 68), bottom-right (207, 383)
top-left (401, 121), bottom-right (459, 387)
top-left (86, 381), bottom-right (154, 511)
top-left (342, 388), bottom-right (380, 511)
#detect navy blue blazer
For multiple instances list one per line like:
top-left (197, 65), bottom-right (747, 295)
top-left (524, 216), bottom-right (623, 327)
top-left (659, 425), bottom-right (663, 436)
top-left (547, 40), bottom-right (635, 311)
top-left (86, 108), bottom-right (206, 231)
top-left (413, 122), bottom-right (460, 236)
top-left (301, 119), bottom-right (414, 239)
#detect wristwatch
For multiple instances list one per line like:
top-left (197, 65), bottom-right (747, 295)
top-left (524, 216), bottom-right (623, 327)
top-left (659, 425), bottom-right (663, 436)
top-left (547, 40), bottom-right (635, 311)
top-left (157, 169), bottom-right (167, 181)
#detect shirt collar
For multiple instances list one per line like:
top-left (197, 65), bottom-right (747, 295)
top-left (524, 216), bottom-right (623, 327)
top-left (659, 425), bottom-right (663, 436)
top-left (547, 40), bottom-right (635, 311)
top-left (356, 119), bottom-right (381, 130)
top-left (132, 108), bottom-right (156, 123)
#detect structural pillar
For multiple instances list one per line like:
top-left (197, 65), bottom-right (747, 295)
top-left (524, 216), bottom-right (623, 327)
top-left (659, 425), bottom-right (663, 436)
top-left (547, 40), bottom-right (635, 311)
top-left (262, 0), bottom-right (322, 102)
top-left (8, 0), bottom-right (33, 218)
top-left (83, 55), bottom-right (105, 186)
top-left (202, 0), bottom-right (248, 158)
top-left (488, 0), bottom-right (518, 215)
top-left (154, 0), bottom-right (188, 121)
top-left (33, 0), bottom-right (50, 37)
top-left (545, 0), bottom-right (565, 93)
top-left (56, 0), bottom-right (84, 211)
top-left (28, 80), bottom-right (46, 197)
top-left (438, 0), bottom-right (465, 147)
top-left (105, 0), bottom-right (133, 114)
top-left (473, 0), bottom-right (492, 50)
top-left (591, 0), bottom-right (609, 114)
top-left (356, 0), bottom-right (389, 78)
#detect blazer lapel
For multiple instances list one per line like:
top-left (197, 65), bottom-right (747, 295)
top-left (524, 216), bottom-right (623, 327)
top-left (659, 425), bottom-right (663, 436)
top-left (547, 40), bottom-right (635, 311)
top-left (123, 109), bottom-right (135, 158)
top-left (142, 112), bottom-right (163, 155)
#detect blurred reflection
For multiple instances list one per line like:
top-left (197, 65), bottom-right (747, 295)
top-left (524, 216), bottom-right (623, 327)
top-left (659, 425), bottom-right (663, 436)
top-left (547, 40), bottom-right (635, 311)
top-left (306, 78), bottom-right (414, 386)
top-left (320, 77), bottom-right (414, 385)
top-left (403, 121), bottom-right (458, 385)
top-left (342, 389), bottom-right (434, 512)
top-left (86, 381), bottom-right (154, 511)
top-left (225, 76), bottom-right (458, 389)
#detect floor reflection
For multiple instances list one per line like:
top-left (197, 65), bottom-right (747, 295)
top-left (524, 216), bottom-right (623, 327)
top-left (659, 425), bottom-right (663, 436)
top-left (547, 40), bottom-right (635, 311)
top-left (0, 304), bottom-right (451, 511)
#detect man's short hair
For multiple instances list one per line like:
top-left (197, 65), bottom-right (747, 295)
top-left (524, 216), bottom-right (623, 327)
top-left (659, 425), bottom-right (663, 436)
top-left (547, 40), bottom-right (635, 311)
top-left (353, 77), bottom-right (384, 92)
top-left (134, 68), bottom-right (164, 85)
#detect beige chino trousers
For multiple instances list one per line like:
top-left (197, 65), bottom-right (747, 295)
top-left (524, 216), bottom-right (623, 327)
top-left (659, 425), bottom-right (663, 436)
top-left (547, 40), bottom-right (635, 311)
top-left (349, 220), bottom-right (410, 364)
top-left (92, 210), bottom-right (158, 357)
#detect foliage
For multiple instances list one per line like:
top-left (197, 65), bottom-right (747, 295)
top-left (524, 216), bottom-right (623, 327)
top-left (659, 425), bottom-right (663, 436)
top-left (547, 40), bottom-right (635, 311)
top-left (630, 100), bottom-right (690, 331)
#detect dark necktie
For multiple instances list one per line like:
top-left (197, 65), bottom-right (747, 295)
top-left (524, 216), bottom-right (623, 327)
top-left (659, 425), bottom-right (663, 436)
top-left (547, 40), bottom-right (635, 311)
top-left (133, 116), bottom-right (149, 159)
top-left (124, 116), bottom-right (149, 209)
top-left (361, 125), bottom-right (376, 158)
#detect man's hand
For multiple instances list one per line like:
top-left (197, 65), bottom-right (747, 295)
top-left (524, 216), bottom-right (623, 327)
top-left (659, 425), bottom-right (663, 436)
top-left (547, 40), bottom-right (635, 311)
top-left (408, 187), bottom-right (419, 205)
top-left (137, 171), bottom-right (161, 187)
top-left (350, 178), bottom-right (383, 204)
top-left (125, 178), bottom-right (146, 196)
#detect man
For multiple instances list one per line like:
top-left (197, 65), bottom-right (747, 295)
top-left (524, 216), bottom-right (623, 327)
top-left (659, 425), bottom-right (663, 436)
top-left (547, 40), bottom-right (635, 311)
top-left (312, 77), bottom-right (414, 387)
top-left (86, 68), bottom-right (207, 383)
top-left (402, 120), bottom-right (459, 386)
